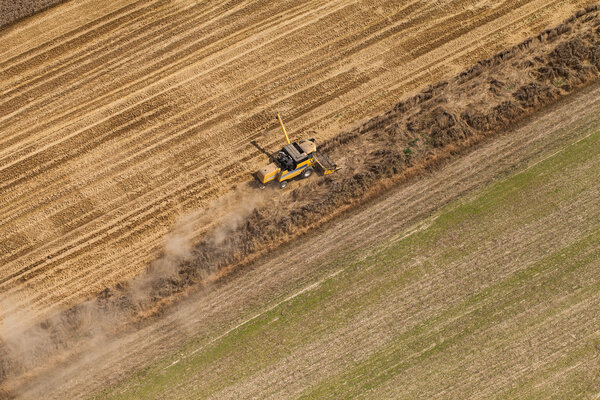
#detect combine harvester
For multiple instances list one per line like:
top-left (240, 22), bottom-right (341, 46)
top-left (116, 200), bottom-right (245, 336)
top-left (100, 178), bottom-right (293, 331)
top-left (255, 114), bottom-right (341, 188)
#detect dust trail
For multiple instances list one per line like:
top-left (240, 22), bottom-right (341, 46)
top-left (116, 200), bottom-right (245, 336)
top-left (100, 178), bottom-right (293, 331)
top-left (0, 184), bottom-right (271, 398)
top-left (128, 184), bottom-right (270, 300)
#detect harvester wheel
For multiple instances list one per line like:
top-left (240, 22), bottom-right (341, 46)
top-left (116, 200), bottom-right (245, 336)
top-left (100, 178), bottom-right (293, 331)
top-left (301, 167), bottom-right (314, 179)
top-left (279, 181), bottom-right (288, 189)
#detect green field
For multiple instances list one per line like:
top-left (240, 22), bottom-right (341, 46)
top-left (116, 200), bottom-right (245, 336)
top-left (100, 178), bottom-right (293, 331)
top-left (97, 123), bottom-right (600, 399)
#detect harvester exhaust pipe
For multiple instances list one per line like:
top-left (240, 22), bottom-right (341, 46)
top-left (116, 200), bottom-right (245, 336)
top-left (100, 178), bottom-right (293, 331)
top-left (277, 113), bottom-right (291, 145)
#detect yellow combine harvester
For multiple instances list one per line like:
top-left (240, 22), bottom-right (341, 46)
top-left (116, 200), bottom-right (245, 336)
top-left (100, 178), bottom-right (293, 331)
top-left (255, 114), bottom-right (341, 188)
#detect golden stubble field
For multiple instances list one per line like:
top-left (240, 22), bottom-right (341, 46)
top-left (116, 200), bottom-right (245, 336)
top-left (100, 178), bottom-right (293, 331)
top-left (1, 0), bottom-right (597, 321)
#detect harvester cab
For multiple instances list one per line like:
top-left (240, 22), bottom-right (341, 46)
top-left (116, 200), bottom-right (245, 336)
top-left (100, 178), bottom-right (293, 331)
top-left (255, 114), bottom-right (341, 188)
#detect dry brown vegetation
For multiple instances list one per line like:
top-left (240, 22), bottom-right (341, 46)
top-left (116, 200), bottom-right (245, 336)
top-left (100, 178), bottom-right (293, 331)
top-left (2, 5), bottom-right (600, 397)
top-left (0, 0), bottom-right (65, 29)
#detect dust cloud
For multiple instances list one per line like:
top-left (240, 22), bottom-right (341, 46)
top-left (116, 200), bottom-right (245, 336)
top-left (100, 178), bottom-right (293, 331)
top-left (0, 184), bottom-right (270, 398)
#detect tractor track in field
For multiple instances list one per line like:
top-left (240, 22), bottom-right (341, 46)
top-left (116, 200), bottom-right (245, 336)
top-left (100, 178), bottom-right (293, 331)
top-left (1, 0), bottom-right (597, 322)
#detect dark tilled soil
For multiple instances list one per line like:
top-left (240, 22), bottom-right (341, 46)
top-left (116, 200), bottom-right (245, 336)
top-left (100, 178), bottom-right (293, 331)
top-left (0, 0), bottom-right (67, 30)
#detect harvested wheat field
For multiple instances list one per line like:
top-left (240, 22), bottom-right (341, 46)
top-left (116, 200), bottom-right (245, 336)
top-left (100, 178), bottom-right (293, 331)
top-left (1, 0), bottom-right (597, 320)
top-left (2, 0), bottom-right (600, 399)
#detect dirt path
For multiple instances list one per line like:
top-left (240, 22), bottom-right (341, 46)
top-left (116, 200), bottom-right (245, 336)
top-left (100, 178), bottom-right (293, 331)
top-left (1, 0), bottom-right (597, 320)
top-left (12, 78), bottom-right (600, 400)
